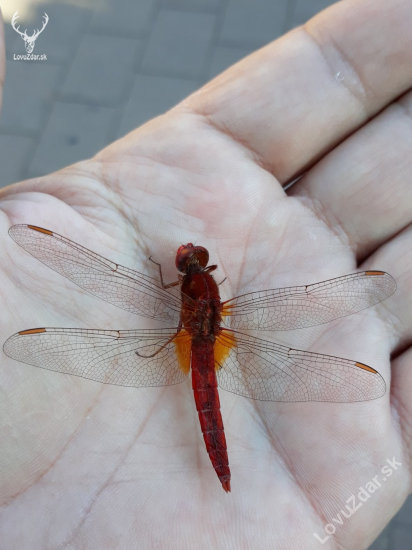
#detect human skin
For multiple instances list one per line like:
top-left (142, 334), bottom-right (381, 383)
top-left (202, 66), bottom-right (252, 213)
top-left (0, 0), bottom-right (411, 548)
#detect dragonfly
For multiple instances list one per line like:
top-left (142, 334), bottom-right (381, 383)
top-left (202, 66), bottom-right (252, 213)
top-left (3, 224), bottom-right (396, 492)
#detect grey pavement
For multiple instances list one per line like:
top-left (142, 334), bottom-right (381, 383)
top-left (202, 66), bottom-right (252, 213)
top-left (0, 0), bottom-right (410, 547)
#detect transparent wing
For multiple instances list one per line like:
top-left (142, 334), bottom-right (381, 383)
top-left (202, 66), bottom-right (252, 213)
top-left (215, 330), bottom-right (386, 402)
top-left (222, 271), bottom-right (396, 331)
top-left (9, 225), bottom-right (182, 324)
top-left (4, 327), bottom-right (190, 387)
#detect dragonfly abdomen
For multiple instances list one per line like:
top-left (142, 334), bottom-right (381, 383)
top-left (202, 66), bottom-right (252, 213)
top-left (191, 339), bottom-right (231, 492)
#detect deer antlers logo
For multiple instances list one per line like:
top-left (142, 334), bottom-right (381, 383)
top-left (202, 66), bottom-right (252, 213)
top-left (12, 11), bottom-right (49, 54)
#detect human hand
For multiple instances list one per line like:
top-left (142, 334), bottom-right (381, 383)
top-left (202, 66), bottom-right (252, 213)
top-left (0, 0), bottom-right (411, 548)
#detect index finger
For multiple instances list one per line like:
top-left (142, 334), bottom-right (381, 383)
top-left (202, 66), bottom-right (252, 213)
top-left (187, 0), bottom-right (412, 183)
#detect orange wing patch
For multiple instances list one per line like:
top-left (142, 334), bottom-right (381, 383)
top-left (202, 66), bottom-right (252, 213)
top-left (214, 330), bottom-right (237, 371)
top-left (27, 225), bottom-right (53, 235)
top-left (173, 330), bottom-right (192, 375)
top-left (221, 303), bottom-right (235, 317)
top-left (364, 271), bottom-right (385, 276)
top-left (19, 328), bottom-right (46, 335)
top-left (355, 362), bottom-right (379, 374)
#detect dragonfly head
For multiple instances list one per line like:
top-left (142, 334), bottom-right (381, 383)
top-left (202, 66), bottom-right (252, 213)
top-left (176, 243), bottom-right (209, 273)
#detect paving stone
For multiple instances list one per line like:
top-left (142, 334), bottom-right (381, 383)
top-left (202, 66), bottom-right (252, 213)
top-left (208, 45), bottom-right (255, 78)
top-left (0, 60), bottom-right (61, 134)
top-left (117, 74), bottom-right (199, 137)
top-left (28, 102), bottom-right (115, 177)
top-left (10, 3), bottom-right (92, 64)
top-left (142, 10), bottom-right (216, 79)
top-left (293, 0), bottom-right (338, 27)
top-left (391, 523), bottom-right (412, 550)
top-left (393, 494), bottom-right (412, 527)
top-left (367, 526), bottom-right (390, 550)
top-left (162, 0), bottom-right (222, 11)
top-left (0, 135), bottom-right (34, 187)
top-left (61, 34), bottom-right (143, 106)
top-left (89, 0), bottom-right (156, 36)
top-left (219, 0), bottom-right (288, 47)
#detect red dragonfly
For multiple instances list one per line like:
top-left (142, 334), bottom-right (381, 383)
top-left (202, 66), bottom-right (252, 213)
top-left (4, 225), bottom-right (396, 493)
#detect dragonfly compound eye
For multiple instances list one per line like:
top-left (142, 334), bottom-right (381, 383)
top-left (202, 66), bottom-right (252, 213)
top-left (175, 244), bottom-right (209, 272)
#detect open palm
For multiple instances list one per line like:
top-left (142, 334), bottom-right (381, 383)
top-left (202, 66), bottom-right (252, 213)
top-left (1, 0), bottom-right (411, 548)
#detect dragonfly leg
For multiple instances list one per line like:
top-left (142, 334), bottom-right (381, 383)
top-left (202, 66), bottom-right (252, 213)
top-left (204, 264), bottom-right (225, 285)
top-left (135, 320), bottom-right (183, 358)
top-left (204, 264), bottom-right (217, 274)
top-left (149, 256), bottom-right (180, 289)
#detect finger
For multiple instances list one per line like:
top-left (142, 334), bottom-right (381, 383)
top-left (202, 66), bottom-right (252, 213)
top-left (376, 226), bottom-right (412, 461)
top-left (391, 349), bottom-right (412, 463)
top-left (186, 0), bottom-right (412, 183)
top-left (365, 223), bottom-right (412, 352)
top-left (289, 89), bottom-right (412, 259)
